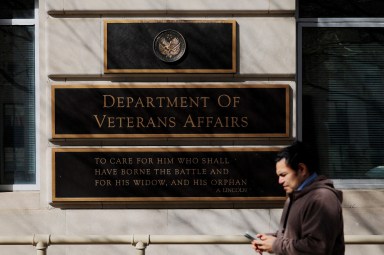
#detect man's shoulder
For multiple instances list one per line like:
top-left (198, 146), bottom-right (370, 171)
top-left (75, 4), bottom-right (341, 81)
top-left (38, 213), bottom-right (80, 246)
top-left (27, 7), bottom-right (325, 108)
top-left (307, 184), bottom-right (343, 203)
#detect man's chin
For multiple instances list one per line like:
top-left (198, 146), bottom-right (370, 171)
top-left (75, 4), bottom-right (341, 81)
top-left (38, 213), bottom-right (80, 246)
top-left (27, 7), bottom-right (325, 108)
top-left (285, 189), bottom-right (293, 194)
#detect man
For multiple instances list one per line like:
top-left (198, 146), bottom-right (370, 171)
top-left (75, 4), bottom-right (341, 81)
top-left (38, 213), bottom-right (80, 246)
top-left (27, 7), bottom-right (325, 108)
top-left (252, 141), bottom-right (345, 254)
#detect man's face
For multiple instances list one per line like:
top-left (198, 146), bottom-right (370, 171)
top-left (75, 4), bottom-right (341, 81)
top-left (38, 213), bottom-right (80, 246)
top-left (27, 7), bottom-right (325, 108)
top-left (276, 158), bottom-right (306, 194)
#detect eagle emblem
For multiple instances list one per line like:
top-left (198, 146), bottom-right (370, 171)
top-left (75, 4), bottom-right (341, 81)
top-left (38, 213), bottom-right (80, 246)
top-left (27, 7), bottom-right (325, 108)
top-left (153, 30), bottom-right (186, 62)
top-left (159, 37), bottom-right (181, 59)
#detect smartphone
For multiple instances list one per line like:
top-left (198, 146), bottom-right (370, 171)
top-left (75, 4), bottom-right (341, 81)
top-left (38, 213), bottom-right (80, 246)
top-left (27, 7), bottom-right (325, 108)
top-left (244, 231), bottom-right (257, 240)
top-left (245, 232), bottom-right (263, 255)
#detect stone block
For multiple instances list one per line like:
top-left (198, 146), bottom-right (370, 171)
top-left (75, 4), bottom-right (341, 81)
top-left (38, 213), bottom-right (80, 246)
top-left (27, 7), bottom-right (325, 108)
top-left (237, 17), bottom-right (296, 75)
top-left (47, 17), bottom-right (102, 76)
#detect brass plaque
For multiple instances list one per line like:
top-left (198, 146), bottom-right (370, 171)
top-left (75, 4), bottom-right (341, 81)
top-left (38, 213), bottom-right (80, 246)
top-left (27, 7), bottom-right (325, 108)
top-left (52, 147), bottom-right (285, 203)
top-left (104, 20), bottom-right (237, 73)
top-left (51, 84), bottom-right (290, 139)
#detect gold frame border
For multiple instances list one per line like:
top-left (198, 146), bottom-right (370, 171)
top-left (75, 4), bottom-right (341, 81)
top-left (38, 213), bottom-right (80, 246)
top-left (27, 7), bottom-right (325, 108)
top-left (52, 147), bottom-right (284, 203)
top-left (51, 84), bottom-right (291, 139)
top-left (103, 19), bottom-right (237, 74)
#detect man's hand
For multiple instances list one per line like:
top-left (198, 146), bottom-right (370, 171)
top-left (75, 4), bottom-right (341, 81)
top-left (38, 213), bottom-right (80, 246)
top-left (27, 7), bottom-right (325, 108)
top-left (252, 234), bottom-right (276, 253)
top-left (251, 239), bottom-right (263, 255)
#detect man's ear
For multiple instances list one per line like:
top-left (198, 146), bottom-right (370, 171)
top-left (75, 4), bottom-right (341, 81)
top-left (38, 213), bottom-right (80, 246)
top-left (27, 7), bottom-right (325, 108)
top-left (298, 163), bottom-right (309, 177)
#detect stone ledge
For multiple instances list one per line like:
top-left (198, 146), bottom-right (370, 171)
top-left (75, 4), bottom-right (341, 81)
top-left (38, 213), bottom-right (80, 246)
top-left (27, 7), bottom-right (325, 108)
top-left (0, 192), bottom-right (40, 210)
top-left (46, 0), bottom-right (295, 14)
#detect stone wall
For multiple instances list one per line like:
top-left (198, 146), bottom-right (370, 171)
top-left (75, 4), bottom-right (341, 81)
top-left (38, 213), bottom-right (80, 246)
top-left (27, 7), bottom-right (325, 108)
top-left (0, 1), bottom-right (383, 254)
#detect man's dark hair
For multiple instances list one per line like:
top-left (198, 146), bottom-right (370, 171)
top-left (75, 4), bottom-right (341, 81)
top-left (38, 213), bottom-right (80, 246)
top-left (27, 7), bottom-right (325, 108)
top-left (275, 140), bottom-right (316, 173)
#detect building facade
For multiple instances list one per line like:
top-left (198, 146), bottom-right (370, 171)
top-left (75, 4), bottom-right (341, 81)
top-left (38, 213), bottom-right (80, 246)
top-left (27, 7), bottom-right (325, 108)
top-left (1, 0), bottom-right (383, 254)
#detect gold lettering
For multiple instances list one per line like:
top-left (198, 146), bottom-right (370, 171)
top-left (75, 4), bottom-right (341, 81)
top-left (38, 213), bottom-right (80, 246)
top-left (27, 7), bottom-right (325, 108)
top-left (115, 116), bottom-right (124, 127)
top-left (137, 117), bottom-right (145, 127)
top-left (146, 97), bottom-right (155, 107)
top-left (102, 96), bottom-right (211, 108)
top-left (153, 168), bottom-right (172, 175)
top-left (222, 187), bottom-right (247, 193)
top-left (121, 168), bottom-right (151, 175)
top-left (202, 158), bottom-right (230, 165)
top-left (241, 117), bottom-right (248, 127)
top-left (117, 97), bottom-right (124, 107)
top-left (127, 117), bottom-right (134, 127)
top-left (103, 95), bottom-right (115, 108)
top-left (94, 168), bottom-right (118, 175)
top-left (94, 116), bottom-right (178, 129)
top-left (174, 168), bottom-right (207, 175)
top-left (93, 114), bottom-right (106, 128)
top-left (127, 97), bottom-right (134, 107)
top-left (95, 179), bottom-right (112, 186)
top-left (115, 180), bottom-right (130, 186)
top-left (147, 117), bottom-right (156, 128)
top-left (213, 117), bottom-right (224, 127)
top-left (132, 179), bottom-right (167, 186)
top-left (183, 115), bottom-right (196, 127)
top-left (110, 157), bottom-right (133, 164)
top-left (156, 97), bottom-right (165, 107)
top-left (210, 179), bottom-right (247, 186)
top-left (107, 116), bottom-right (115, 128)
top-left (193, 179), bottom-right (207, 185)
top-left (210, 168), bottom-right (229, 175)
top-left (135, 97), bottom-right (144, 108)
top-left (180, 97), bottom-right (187, 107)
top-left (183, 115), bottom-right (248, 128)
top-left (170, 179), bottom-right (189, 186)
top-left (167, 97), bottom-right (178, 107)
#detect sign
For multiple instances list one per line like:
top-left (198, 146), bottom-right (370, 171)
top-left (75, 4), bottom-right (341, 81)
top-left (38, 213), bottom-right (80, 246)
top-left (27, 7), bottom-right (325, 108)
top-left (52, 84), bottom-right (290, 139)
top-left (104, 20), bottom-right (237, 73)
top-left (52, 148), bottom-right (285, 202)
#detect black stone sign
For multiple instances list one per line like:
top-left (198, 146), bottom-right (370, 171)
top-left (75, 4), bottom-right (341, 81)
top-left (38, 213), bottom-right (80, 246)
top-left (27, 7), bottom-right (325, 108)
top-left (52, 84), bottom-right (290, 139)
top-left (52, 148), bottom-right (285, 202)
top-left (104, 20), bottom-right (236, 73)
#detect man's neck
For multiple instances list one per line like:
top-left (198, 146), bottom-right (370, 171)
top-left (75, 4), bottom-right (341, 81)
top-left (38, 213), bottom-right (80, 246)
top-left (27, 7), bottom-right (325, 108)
top-left (297, 172), bottom-right (318, 191)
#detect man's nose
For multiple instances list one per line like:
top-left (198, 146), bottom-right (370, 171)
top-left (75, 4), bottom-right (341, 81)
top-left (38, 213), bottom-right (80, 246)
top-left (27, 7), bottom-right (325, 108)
top-left (278, 177), bottom-right (284, 184)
